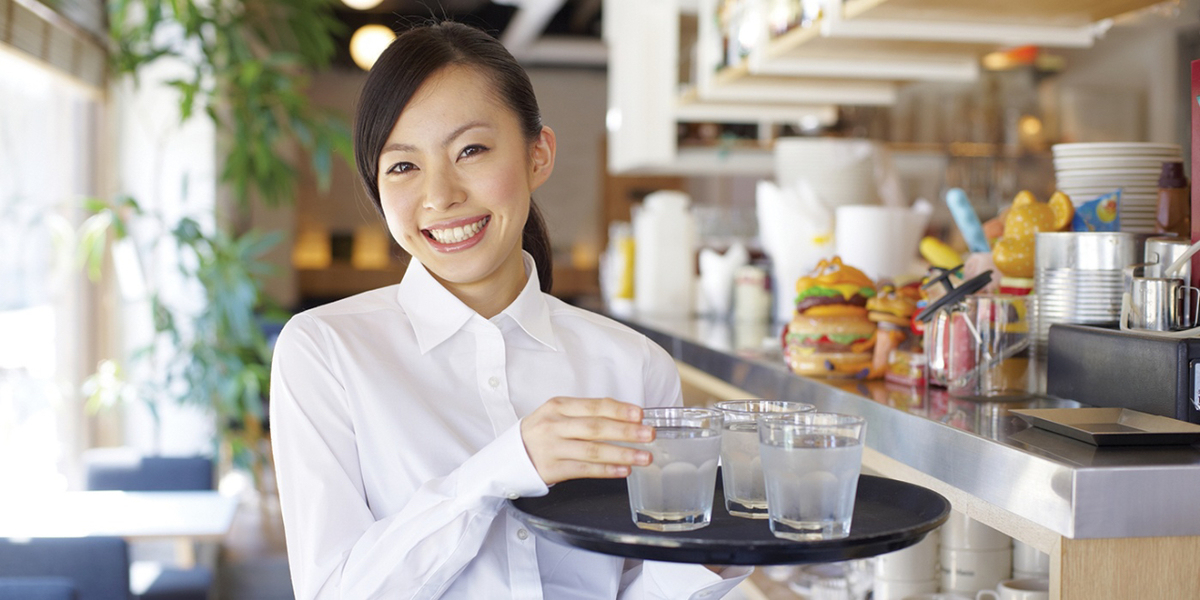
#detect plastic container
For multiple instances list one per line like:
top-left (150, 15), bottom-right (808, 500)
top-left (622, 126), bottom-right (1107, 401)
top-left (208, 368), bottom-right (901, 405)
top-left (633, 191), bottom-right (697, 316)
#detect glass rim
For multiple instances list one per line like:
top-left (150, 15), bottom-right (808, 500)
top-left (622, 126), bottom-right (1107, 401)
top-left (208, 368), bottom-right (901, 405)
top-left (713, 399), bottom-right (815, 415)
top-left (758, 411), bottom-right (865, 427)
top-left (641, 407), bottom-right (722, 418)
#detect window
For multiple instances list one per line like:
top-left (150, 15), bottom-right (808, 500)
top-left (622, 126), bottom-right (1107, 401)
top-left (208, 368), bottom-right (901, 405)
top-left (0, 45), bottom-right (101, 492)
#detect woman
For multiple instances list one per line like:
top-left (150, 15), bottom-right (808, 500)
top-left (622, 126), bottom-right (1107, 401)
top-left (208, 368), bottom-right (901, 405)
top-left (270, 21), bottom-right (750, 599)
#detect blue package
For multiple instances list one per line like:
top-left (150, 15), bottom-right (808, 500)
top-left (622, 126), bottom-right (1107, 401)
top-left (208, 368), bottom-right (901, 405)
top-left (1071, 189), bottom-right (1121, 232)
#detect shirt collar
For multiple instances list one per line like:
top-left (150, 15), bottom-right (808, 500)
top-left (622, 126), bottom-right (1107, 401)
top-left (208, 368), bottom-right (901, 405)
top-left (396, 251), bottom-right (558, 354)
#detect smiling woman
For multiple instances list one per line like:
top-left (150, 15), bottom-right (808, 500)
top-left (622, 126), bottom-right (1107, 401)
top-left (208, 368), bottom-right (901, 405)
top-left (373, 63), bottom-right (556, 317)
top-left (269, 20), bottom-right (751, 600)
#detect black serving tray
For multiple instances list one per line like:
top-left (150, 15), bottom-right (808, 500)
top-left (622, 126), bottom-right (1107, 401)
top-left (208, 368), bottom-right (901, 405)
top-left (508, 471), bottom-right (949, 565)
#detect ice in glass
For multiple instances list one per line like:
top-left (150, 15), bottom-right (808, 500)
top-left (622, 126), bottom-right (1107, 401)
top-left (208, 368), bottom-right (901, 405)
top-left (624, 407), bottom-right (722, 531)
top-left (759, 412), bottom-right (866, 540)
top-left (714, 400), bottom-right (814, 518)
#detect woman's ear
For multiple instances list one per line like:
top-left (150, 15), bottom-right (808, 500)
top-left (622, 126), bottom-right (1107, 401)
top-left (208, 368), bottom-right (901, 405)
top-left (528, 126), bottom-right (556, 190)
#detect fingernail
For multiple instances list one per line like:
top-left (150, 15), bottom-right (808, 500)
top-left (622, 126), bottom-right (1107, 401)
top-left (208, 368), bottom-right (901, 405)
top-left (627, 407), bottom-right (641, 421)
top-left (637, 427), bottom-right (653, 442)
top-left (636, 451), bottom-right (651, 465)
top-left (612, 465), bottom-right (630, 477)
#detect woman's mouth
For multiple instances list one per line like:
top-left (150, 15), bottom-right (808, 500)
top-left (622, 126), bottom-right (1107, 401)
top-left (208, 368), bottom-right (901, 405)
top-left (423, 215), bottom-right (490, 250)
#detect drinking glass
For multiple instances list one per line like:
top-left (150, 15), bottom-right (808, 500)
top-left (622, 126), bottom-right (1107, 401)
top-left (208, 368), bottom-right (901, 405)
top-left (714, 399), bottom-right (814, 518)
top-left (625, 407), bottom-right (722, 531)
top-left (759, 412), bottom-right (866, 540)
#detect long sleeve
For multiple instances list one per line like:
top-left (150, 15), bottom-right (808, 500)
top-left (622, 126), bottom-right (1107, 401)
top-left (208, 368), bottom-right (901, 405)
top-left (269, 315), bottom-right (548, 600)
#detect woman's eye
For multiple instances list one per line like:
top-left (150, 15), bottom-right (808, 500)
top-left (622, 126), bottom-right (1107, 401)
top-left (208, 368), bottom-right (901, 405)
top-left (459, 144), bottom-right (488, 159)
top-left (386, 162), bottom-right (416, 175)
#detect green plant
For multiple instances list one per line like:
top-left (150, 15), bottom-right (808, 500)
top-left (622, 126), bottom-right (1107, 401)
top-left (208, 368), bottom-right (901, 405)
top-left (108, 0), bottom-right (352, 206)
top-left (81, 197), bottom-right (286, 474)
top-left (84, 0), bottom-right (352, 473)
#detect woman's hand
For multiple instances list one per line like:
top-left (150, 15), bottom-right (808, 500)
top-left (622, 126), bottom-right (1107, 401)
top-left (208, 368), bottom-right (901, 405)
top-left (520, 396), bottom-right (654, 486)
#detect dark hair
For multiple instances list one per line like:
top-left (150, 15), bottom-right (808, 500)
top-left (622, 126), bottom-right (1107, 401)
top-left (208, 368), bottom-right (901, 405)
top-left (353, 21), bottom-right (553, 293)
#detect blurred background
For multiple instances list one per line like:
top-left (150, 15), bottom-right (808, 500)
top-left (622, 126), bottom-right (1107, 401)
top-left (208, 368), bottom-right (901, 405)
top-left (2, 0), bottom-right (1198, 598)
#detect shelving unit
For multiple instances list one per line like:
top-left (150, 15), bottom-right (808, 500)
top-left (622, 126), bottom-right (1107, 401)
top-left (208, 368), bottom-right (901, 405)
top-left (603, 0), bottom-right (1167, 175)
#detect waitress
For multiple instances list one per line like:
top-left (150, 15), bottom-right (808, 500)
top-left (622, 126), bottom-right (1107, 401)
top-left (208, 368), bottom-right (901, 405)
top-left (269, 21), bottom-right (751, 599)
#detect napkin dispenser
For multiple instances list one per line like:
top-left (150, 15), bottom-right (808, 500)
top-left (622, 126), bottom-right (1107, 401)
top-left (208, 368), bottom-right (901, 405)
top-left (1046, 324), bottom-right (1200, 424)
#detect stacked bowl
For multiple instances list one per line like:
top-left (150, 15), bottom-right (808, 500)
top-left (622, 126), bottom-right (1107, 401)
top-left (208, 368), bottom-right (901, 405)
top-left (1051, 142), bottom-right (1183, 234)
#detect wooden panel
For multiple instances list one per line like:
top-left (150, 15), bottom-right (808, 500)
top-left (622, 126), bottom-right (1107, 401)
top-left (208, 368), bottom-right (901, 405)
top-left (1055, 536), bottom-right (1200, 600)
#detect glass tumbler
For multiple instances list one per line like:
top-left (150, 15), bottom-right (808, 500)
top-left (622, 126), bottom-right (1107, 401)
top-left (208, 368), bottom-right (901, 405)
top-left (759, 412), bottom-right (866, 541)
top-left (714, 399), bottom-right (814, 518)
top-left (625, 407), bottom-right (723, 531)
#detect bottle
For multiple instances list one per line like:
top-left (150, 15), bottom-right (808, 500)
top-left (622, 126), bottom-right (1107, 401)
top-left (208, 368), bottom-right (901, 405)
top-left (1156, 161), bottom-right (1191, 237)
top-left (633, 191), bottom-right (697, 317)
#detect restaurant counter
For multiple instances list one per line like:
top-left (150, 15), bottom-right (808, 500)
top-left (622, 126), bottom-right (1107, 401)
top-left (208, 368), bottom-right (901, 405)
top-left (614, 313), bottom-right (1200, 600)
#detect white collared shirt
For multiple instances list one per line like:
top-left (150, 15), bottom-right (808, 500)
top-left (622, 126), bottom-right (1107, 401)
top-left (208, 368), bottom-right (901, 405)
top-left (270, 253), bottom-right (749, 599)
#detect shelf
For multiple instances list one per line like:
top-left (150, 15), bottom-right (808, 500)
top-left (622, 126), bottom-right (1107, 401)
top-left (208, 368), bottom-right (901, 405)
top-left (847, 0), bottom-right (1162, 27)
top-left (704, 0), bottom-right (1167, 96)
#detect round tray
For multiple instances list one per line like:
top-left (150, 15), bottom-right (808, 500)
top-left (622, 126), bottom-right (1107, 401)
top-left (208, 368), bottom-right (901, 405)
top-left (508, 472), bottom-right (950, 565)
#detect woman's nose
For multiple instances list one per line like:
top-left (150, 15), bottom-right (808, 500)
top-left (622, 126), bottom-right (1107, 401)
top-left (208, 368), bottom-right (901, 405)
top-left (421, 167), bottom-right (466, 212)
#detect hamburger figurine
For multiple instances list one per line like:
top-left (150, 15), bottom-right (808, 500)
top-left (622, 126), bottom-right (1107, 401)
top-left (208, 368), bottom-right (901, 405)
top-left (866, 282), bottom-right (922, 384)
top-left (783, 257), bottom-right (877, 378)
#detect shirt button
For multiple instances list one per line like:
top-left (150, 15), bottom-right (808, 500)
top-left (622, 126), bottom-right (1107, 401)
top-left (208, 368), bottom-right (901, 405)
top-left (488, 376), bottom-right (500, 389)
top-left (517, 528), bottom-right (529, 541)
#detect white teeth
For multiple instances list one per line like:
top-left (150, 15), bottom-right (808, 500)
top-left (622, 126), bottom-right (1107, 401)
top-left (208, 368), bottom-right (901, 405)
top-left (429, 218), bottom-right (486, 244)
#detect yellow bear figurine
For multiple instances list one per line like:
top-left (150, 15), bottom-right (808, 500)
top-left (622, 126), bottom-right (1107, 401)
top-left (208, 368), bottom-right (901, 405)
top-left (992, 191), bottom-right (1074, 278)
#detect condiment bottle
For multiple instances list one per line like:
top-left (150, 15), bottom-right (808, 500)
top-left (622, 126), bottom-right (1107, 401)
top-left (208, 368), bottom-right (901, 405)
top-left (1156, 161), bottom-right (1191, 237)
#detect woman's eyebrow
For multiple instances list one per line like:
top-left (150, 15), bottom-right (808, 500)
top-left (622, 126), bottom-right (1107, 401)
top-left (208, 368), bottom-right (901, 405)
top-left (380, 121), bottom-right (492, 155)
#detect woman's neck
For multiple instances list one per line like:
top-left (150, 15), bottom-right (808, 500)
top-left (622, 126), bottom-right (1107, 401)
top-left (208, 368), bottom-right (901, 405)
top-left (434, 249), bottom-right (528, 319)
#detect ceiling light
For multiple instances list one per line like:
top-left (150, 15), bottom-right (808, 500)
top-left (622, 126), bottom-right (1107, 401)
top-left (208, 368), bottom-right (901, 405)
top-left (350, 24), bottom-right (396, 71)
top-left (341, 0), bottom-right (383, 10)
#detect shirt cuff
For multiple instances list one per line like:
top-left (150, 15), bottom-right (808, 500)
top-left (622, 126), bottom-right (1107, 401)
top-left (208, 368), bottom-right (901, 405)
top-left (455, 420), bottom-right (549, 503)
top-left (645, 562), bottom-right (753, 599)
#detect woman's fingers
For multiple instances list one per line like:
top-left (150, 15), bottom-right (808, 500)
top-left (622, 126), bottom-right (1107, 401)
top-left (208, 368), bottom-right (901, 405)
top-left (550, 396), bottom-right (643, 422)
top-left (559, 416), bottom-right (653, 444)
top-left (546, 459), bottom-right (634, 480)
top-left (555, 439), bottom-right (650, 467)
top-left (521, 396), bottom-right (655, 485)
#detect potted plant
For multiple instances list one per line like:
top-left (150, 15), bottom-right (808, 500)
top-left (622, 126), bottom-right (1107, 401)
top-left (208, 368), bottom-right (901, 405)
top-left (82, 0), bottom-right (353, 484)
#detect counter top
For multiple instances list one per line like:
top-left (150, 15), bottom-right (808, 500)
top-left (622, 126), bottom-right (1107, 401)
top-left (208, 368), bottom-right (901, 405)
top-left (616, 313), bottom-right (1200, 541)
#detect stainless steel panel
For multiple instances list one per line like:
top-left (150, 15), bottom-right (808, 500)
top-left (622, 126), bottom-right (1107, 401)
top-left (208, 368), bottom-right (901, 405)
top-left (618, 314), bottom-right (1200, 540)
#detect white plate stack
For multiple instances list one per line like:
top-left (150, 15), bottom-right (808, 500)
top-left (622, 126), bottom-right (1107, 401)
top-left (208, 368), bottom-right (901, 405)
top-left (1051, 142), bottom-right (1182, 234)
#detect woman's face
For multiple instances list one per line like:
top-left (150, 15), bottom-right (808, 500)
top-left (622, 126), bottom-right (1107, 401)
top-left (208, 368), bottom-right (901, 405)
top-left (377, 65), bottom-right (554, 296)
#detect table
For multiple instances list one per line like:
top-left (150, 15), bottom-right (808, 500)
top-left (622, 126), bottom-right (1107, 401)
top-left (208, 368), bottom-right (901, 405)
top-left (0, 491), bottom-right (239, 567)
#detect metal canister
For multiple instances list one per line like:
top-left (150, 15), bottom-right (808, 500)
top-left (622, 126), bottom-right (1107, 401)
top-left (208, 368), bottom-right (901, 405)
top-left (1144, 236), bottom-right (1192, 281)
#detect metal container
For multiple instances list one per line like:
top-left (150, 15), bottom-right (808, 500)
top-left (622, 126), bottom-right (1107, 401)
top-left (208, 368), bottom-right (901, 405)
top-left (1127, 277), bottom-right (1200, 331)
top-left (1144, 236), bottom-right (1192, 281)
top-left (1035, 232), bottom-right (1150, 271)
top-left (1032, 232), bottom-right (1150, 392)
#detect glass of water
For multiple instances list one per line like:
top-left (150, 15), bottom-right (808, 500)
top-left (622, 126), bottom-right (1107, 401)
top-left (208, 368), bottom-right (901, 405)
top-left (714, 400), bottom-right (814, 518)
top-left (625, 407), bottom-right (723, 531)
top-left (759, 412), bottom-right (866, 540)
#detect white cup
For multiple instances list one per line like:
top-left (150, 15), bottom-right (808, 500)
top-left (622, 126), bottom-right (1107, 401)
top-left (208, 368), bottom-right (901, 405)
top-left (875, 529), bottom-right (939, 581)
top-left (903, 594), bottom-right (972, 600)
top-left (940, 547), bottom-right (1012, 594)
top-left (873, 578), bottom-right (938, 600)
top-left (975, 578), bottom-right (1050, 600)
top-left (942, 511), bottom-right (1011, 550)
top-left (1011, 540), bottom-right (1049, 576)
